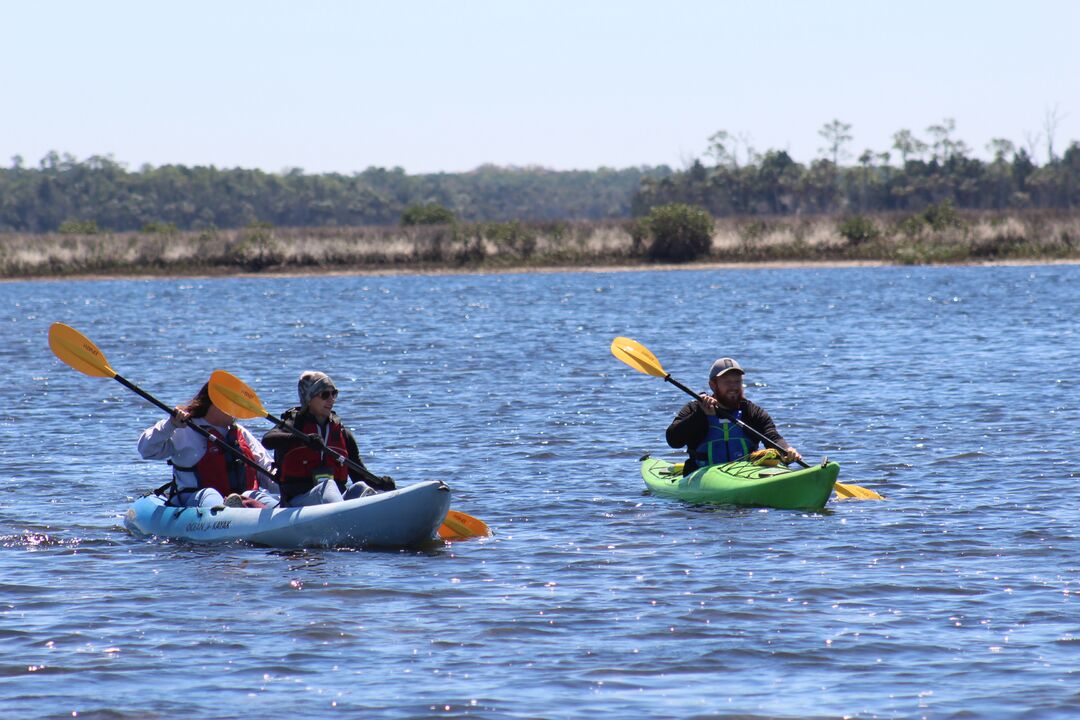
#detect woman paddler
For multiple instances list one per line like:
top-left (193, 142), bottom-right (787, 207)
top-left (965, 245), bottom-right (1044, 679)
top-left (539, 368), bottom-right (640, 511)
top-left (261, 371), bottom-right (395, 507)
top-left (137, 381), bottom-right (279, 508)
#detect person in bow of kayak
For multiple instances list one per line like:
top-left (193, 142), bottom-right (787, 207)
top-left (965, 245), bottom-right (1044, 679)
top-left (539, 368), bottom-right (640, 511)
top-left (665, 357), bottom-right (802, 474)
top-left (137, 381), bottom-right (280, 508)
top-left (260, 371), bottom-right (395, 507)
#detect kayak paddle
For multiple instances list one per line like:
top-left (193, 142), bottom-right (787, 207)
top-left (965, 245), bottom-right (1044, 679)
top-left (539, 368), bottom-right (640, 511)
top-left (208, 369), bottom-right (491, 539)
top-left (610, 336), bottom-right (884, 501)
top-left (48, 322), bottom-right (271, 478)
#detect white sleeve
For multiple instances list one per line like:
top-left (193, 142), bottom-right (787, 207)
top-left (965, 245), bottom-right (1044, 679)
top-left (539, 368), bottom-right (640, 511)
top-left (137, 418), bottom-right (206, 467)
top-left (137, 417), bottom-right (177, 460)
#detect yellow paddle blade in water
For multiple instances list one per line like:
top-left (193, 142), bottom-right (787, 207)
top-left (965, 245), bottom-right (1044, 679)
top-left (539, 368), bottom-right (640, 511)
top-left (208, 369), bottom-right (267, 420)
top-left (610, 337), bottom-right (668, 378)
top-left (49, 323), bottom-right (116, 378)
top-left (834, 481), bottom-right (885, 500)
top-left (438, 509), bottom-right (492, 540)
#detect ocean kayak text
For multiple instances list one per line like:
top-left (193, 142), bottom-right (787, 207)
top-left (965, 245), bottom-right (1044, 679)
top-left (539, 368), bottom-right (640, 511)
top-left (185, 520), bottom-right (232, 532)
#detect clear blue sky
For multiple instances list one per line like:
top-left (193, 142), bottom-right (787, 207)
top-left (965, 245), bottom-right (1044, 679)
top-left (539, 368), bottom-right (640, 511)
top-left (3, 1), bottom-right (1078, 174)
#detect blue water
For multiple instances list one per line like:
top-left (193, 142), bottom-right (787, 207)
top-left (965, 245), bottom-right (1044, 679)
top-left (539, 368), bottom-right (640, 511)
top-left (1, 264), bottom-right (1077, 719)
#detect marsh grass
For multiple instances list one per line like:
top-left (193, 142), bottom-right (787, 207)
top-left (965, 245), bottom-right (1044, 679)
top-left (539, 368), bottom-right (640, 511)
top-left (2, 210), bottom-right (1078, 278)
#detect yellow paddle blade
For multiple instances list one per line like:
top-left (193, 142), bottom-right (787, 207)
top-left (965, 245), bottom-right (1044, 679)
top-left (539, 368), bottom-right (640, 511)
top-left (438, 510), bottom-right (491, 540)
top-left (834, 481), bottom-right (885, 501)
top-left (48, 323), bottom-right (116, 378)
top-left (610, 336), bottom-right (667, 378)
top-left (208, 369), bottom-right (268, 420)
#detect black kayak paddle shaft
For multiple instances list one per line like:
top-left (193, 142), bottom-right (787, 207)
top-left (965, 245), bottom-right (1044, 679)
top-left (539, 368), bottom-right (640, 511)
top-left (117, 372), bottom-right (270, 477)
top-left (663, 373), bottom-right (810, 469)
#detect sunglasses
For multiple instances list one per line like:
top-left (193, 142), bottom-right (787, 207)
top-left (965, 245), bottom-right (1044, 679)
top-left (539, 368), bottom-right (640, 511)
top-left (318, 389), bottom-right (339, 400)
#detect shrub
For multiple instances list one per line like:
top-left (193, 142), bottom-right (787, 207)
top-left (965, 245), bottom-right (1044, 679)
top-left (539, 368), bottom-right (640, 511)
top-left (640, 203), bottom-right (714, 261)
top-left (58, 219), bottom-right (100, 234)
top-left (456, 230), bottom-right (486, 264)
top-left (922, 199), bottom-right (962, 231)
top-left (229, 220), bottom-right (280, 269)
top-left (141, 221), bottom-right (179, 235)
top-left (739, 220), bottom-right (768, 243)
top-left (837, 215), bottom-right (880, 244)
top-left (400, 203), bottom-right (456, 226)
top-left (485, 221), bottom-right (536, 258)
top-left (897, 215), bottom-right (925, 237)
top-left (629, 218), bottom-right (650, 255)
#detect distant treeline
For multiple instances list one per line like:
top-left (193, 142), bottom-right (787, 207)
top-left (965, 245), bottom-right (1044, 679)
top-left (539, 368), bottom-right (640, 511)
top-left (1, 120), bottom-right (1078, 233)
top-left (636, 121), bottom-right (1080, 216)
top-left (0, 153), bottom-right (669, 233)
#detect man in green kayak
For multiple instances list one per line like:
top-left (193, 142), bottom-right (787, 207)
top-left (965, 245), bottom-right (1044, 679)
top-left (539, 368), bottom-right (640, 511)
top-left (665, 357), bottom-right (801, 474)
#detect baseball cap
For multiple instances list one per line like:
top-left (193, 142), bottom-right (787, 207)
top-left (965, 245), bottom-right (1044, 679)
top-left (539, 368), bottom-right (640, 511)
top-left (708, 357), bottom-right (744, 380)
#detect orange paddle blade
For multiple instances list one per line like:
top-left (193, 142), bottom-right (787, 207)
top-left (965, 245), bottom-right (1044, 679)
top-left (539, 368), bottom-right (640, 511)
top-left (208, 369), bottom-right (267, 420)
top-left (610, 336), bottom-right (667, 378)
top-left (49, 323), bottom-right (116, 378)
top-left (834, 481), bottom-right (885, 500)
top-left (438, 510), bottom-right (491, 540)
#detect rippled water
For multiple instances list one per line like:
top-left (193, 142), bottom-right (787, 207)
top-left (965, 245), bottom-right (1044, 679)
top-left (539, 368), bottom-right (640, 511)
top-left (1, 264), bottom-right (1077, 719)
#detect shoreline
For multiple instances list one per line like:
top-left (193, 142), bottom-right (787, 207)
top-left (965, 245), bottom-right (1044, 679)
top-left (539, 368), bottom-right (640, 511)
top-left (5, 209), bottom-right (1079, 282)
top-left (5, 256), bottom-right (1078, 283)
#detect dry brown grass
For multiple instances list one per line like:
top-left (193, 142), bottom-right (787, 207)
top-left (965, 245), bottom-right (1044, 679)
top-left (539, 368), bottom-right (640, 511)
top-left (2, 211), bottom-right (1078, 278)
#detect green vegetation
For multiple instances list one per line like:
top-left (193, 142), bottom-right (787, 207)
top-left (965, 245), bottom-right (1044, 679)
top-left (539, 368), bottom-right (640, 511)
top-left (4, 119), bottom-right (1077, 238)
top-left (3, 120), bottom-right (1079, 277)
top-left (921, 199), bottom-right (963, 231)
top-left (141, 221), bottom-right (179, 235)
top-left (400, 203), bottom-right (456, 226)
top-left (638, 203), bottom-right (714, 261)
top-left (636, 119), bottom-right (1080, 218)
top-left (837, 215), bottom-right (880, 245)
top-left (3, 209), bottom-right (1077, 278)
top-left (0, 154), bottom-right (666, 232)
top-left (58, 219), bottom-right (100, 234)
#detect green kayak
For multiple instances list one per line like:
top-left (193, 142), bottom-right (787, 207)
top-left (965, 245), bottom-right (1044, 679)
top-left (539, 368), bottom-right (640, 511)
top-left (641, 456), bottom-right (840, 510)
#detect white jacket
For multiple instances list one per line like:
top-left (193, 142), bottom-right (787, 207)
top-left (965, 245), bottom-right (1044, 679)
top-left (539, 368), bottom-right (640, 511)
top-left (138, 417), bottom-right (276, 493)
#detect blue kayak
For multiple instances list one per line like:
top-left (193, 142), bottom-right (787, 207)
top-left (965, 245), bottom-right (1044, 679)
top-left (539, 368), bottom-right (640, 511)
top-left (124, 480), bottom-right (452, 548)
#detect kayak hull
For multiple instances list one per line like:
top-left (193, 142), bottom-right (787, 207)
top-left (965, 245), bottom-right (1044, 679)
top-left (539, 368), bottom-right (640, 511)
top-left (124, 480), bottom-right (452, 548)
top-left (641, 457), bottom-right (839, 510)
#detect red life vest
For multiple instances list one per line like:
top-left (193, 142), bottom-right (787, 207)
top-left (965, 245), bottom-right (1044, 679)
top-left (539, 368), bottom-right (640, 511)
top-left (280, 416), bottom-right (350, 493)
top-left (189, 425), bottom-right (261, 496)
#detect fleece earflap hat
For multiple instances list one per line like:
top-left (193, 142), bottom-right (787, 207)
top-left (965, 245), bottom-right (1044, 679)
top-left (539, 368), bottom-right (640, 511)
top-left (298, 371), bottom-right (337, 407)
